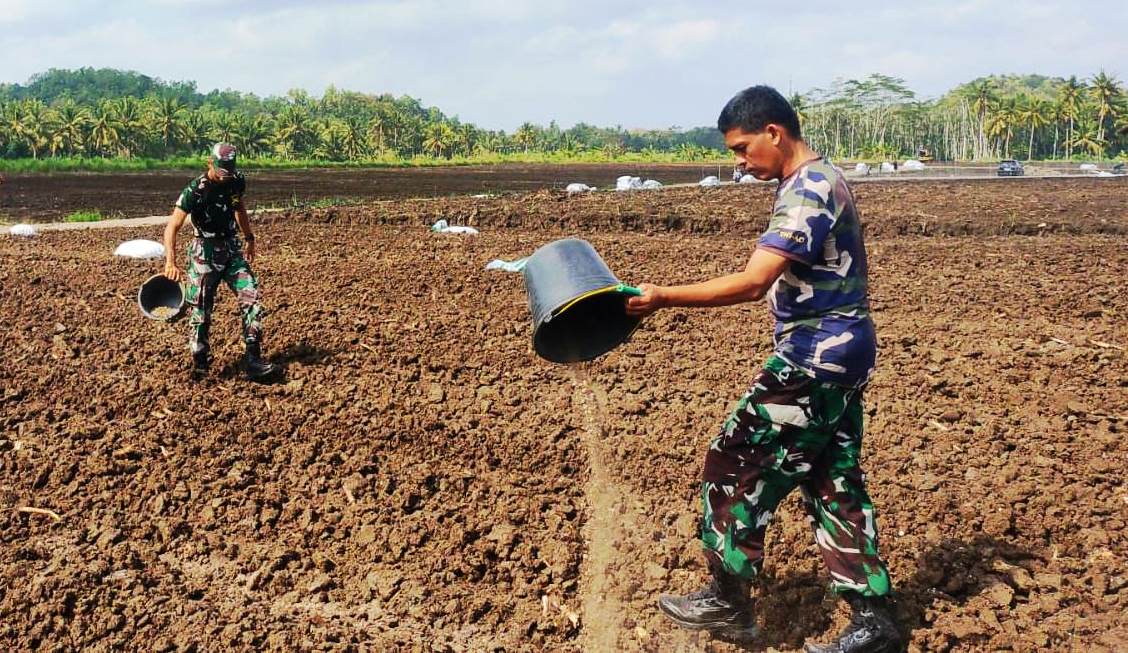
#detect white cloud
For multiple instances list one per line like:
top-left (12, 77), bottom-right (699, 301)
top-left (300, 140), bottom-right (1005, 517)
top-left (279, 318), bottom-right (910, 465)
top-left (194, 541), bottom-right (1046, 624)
top-left (0, 1), bottom-right (1124, 131)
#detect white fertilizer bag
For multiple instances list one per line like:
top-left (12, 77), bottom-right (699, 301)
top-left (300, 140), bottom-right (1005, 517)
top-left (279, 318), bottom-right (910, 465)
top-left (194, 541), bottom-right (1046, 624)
top-left (902, 159), bottom-right (926, 171)
top-left (565, 183), bottom-right (595, 194)
top-left (739, 174), bottom-right (758, 184)
top-left (616, 175), bottom-right (643, 191)
top-left (641, 179), bottom-right (663, 189)
top-left (430, 219), bottom-right (479, 235)
top-left (1079, 163), bottom-right (1097, 171)
top-left (9, 224), bottom-right (37, 237)
top-left (114, 239), bottom-right (165, 259)
top-left (699, 176), bottom-right (721, 187)
top-left (855, 163), bottom-right (871, 175)
top-left (880, 162), bottom-right (896, 173)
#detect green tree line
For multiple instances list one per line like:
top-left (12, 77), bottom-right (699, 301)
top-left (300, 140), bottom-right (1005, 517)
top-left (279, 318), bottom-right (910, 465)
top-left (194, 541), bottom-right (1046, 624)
top-left (1, 68), bottom-right (1125, 166)
top-left (0, 68), bottom-right (722, 164)
top-left (795, 72), bottom-right (1127, 161)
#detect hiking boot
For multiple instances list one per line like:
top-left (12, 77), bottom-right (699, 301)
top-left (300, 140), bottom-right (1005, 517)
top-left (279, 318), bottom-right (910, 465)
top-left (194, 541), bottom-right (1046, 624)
top-left (190, 349), bottom-right (210, 380)
top-left (804, 592), bottom-right (905, 653)
top-left (658, 573), bottom-right (757, 640)
top-left (244, 341), bottom-right (277, 380)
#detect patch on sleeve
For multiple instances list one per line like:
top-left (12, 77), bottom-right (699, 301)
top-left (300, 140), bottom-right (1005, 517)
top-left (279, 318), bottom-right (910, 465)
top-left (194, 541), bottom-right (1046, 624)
top-left (775, 229), bottom-right (808, 246)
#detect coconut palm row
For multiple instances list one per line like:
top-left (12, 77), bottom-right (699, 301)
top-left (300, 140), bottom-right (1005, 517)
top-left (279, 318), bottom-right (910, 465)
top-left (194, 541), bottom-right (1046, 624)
top-left (0, 87), bottom-right (720, 162)
top-left (1, 73), bottom-right (1124, 163)
top-left (795, 73), bottom-right (1126, 162)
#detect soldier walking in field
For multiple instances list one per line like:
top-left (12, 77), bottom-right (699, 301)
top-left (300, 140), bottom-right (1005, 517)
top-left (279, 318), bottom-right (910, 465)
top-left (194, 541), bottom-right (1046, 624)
top-left (626, 86), bottom-right (904, 652)
top-left (163, 143), bottom-right (276, 381)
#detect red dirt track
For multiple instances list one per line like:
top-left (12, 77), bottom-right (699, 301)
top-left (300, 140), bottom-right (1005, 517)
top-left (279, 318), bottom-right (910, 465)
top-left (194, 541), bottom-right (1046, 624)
top-left (1, 177), bottom-right (1126, 651)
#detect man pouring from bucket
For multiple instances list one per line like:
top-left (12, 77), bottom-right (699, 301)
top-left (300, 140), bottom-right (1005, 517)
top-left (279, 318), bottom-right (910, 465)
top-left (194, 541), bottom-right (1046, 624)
top-left (163, 143), bottom-right (276, 381)
top-left (626, 86), bottom-right (903, 652)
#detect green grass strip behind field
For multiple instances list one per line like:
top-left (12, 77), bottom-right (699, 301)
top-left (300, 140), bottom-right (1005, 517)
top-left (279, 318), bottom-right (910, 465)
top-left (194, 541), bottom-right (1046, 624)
top-left (64, 210), bottom-right (105, 222)
top-left (0, 150), bottom-right (734, 174)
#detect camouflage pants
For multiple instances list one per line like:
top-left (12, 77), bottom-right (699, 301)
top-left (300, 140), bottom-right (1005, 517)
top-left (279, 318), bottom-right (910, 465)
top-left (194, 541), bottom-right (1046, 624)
top-left (700, 355), bottom-right (892, 597)
top-left (184, 237), bottom-right (264, 354)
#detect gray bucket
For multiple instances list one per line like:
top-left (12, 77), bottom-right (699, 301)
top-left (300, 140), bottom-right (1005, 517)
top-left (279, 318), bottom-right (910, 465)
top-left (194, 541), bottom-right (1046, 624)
top-left (138, 274), bottom-right (186, 322)
top-left (522, 238), bottom-right (641, 364)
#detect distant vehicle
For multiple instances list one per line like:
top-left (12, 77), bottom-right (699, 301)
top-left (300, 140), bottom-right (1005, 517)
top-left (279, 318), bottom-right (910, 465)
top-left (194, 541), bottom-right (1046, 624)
top-left (1113, 163), bottom-right (1126, 175)
top-left (997, 159), bottom-right (1024, 176)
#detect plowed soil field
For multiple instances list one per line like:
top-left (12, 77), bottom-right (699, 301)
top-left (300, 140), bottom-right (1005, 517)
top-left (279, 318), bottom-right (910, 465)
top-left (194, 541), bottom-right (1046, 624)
top-left (0, 164), bottom-right (736, 223)
top-left (2, 177), bottom-right (1126, 652)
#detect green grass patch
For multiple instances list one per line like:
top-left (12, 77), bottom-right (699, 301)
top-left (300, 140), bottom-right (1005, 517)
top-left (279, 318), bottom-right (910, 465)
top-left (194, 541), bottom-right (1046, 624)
top-left (303, 196), bottom-right (363, 209)
top-left (64, 209), bottom-right (105, 223)
top-left (0, 151), bottom-right (734, 174)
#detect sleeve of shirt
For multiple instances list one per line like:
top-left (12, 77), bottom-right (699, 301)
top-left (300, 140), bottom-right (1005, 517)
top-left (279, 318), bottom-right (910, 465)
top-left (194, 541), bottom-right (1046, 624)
top-left (175, 185), bottom-right (195, 213)
top-left (230, 175), bottom-right (246, 208)
top-left (757, 173), bottom-right (835, 265)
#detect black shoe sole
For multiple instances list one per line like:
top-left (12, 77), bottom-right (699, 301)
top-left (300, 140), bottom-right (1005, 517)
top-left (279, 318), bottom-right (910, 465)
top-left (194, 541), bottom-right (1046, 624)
top-left (658, 602), bottom-right (758, 641)
top-left (804, 638), bottom-right (905, 653)
top-left (245, 367), bottom-right (278, 381)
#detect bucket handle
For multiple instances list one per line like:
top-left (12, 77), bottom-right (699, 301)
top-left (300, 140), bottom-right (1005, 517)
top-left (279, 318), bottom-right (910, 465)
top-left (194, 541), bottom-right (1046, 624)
top-left (545, 283), bottom-right (643, 323)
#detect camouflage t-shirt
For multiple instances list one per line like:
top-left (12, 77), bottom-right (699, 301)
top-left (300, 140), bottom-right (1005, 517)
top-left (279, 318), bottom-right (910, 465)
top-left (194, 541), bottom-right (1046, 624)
top-left (757, 158), bottom-right (875, 386)
top-left (176, 173), bottom-right (246, 239)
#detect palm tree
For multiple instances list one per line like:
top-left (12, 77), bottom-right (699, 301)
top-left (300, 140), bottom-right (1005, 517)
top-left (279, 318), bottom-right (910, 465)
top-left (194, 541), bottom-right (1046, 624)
top-left (514, 122), bottom-right (538, 153)
top-left (272, 105), bottom-right (314, 159)
top-left (1069, 117), bottom-right (1106, 157)
top-left (339, 118), bottom-right (365, 160)
top-left (181, 111), bottom-right (213, 154)
top-left (1116, 107), bottom-right (1128, 140)
top-left (986, 97), bottom-right (1019, 158)
top-left (965, 79), bottom-right (997, 159)
top-left (16, 99), bottom-right (51, 159)
top-left (112, 97), bottom-right (146, 158)
top-left (422, 122), bottom-right (456, 158)
top-left (456, 123), bottom-right (477, 157)
top-left (231, 113), bottom-right (273, 158)
top-left (88, 100), bottom-right (123, 157)
top-left (1057, 76), bottom-right (1085, 160)
top-left (49, 101), bottom-right (90, 156)
top-left (1019, 97), bottom-right (1050, 161)
top-left (789, 93), bottom-right (808, 129)
top-left (365, 113), bottom-right (386, 153)
top-left (0, 102), bottom-right (11, 154)
top-left (1089, 70), bottom-right (1123, 144)
top-left (147, 96), bottom-right (188, 156)
top-left (1, 101), bottom-right (27, 157)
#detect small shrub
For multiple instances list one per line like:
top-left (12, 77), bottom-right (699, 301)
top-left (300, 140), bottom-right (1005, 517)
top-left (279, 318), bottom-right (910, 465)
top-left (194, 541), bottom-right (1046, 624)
top-left (64, 210), bottom-right (104, 223)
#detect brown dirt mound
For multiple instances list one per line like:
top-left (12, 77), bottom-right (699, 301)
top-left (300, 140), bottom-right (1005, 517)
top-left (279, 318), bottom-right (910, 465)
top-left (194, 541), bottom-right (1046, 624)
top-left (1, 180), bottom-right (1125, 652)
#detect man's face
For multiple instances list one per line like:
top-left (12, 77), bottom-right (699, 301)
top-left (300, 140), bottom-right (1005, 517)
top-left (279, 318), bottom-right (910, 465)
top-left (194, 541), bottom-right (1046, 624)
top-left (724, 126), bottom-right (784, 181)
top-left (207, 159), bottom-right (234, 183)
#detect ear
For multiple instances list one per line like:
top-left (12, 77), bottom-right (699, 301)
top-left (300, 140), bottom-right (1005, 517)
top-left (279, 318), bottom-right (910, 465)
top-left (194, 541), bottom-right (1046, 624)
top-left (766, 124), bottom-right (784, 146)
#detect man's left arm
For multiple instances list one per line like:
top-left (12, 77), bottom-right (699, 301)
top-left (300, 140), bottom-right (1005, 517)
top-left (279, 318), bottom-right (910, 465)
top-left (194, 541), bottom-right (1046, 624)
top-left (235, 205), bottom-right (257, 264)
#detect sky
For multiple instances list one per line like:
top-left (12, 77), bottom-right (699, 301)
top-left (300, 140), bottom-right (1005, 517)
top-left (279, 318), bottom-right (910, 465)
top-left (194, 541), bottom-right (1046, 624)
top-left (1, 0), bottom-right (1125, 132)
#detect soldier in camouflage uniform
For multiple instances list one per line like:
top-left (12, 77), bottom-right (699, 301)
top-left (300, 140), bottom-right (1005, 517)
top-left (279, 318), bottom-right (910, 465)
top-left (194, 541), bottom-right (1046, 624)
top-left (163, 143), bottom-right (276, 381)
top-left (627, 86), bottom-right (903, 652)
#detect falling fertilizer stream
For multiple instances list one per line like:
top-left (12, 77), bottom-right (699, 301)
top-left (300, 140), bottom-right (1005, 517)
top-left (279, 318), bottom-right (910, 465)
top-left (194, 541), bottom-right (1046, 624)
top-left (567, 363), bottom-right (709, 653)
top-left (567, 363), bottom-right (630, 650)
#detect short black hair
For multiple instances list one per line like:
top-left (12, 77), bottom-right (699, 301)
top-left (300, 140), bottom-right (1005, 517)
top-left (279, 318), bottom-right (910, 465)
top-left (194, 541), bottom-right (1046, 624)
top-left (717, 85), bottom-right (801, 139)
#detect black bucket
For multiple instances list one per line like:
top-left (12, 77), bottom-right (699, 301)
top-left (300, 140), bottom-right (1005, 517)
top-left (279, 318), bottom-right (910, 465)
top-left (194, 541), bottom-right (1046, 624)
top-left (523, 238), bottom-right (641, 364)
top-left (138, 274), bottom-right (186, 322)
